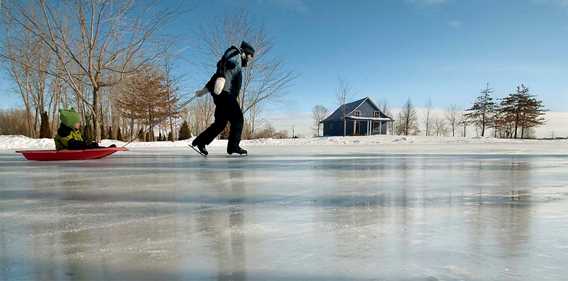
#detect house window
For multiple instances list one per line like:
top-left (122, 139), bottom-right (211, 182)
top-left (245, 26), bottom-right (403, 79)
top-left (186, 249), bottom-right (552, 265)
top-left (353, 111), bottom-right (361, 117)
top-left (373, 111), bottom-right (381, 118)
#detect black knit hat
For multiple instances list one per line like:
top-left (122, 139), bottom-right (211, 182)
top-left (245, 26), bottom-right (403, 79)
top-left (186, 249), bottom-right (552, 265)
top-left (240, 41), bottom-right (255, 57)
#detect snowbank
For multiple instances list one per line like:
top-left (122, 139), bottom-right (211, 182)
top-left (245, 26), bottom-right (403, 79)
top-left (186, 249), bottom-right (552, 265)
top-left (0, 135), bottom-right (56, 150)
top-left (1, 134), bottom-right (568, 155)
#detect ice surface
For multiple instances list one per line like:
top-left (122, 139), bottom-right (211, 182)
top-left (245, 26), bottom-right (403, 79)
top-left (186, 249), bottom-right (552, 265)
top-left (1, 146), bottom-right (568, 281)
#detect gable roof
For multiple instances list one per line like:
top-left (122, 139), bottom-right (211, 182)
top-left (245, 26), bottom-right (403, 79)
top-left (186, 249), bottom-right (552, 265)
top-left (322, 97), bottom-right (391, 122)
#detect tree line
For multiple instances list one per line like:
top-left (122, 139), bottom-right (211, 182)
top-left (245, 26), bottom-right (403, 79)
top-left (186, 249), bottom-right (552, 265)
top-left (393, 83), bottom-right (546, 138)
top-left (312, 81), bottom-right (546, 139)
top-left (0, 1), bottom-right (293, 142)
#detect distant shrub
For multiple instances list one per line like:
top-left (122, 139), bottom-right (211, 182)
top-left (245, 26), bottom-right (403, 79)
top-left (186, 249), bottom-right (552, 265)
top-left (179, 120), bottom-right (191, 140)
top-left (252, 124), bottom-right (289, 139)
top-left (0, 109), bottom-right (30, 136)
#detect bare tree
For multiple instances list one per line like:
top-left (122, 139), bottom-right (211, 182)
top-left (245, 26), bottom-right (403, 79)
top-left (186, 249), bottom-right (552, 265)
top-left (312, 105), bottom-right (328, 136)
top-left (1, 18), bottom-right (53, 137)
top-left (336, 77), bottom-right (352, 136)
top-left (163, 57), bottom-right (180, 141)
top-left (198, 12), bottom-right (295, 137)
top-left (377, 99), bottom-right (393, 134)
top-left (445, 104), bottom-right (459, 137)
top-left (188, 97), bottom-right (215, 138)
top-left (377, 99), bottom-right (392, 117)
top-left (2, 0), bottom-right (178, 141)
top-left (395, 98), bottom-right (419, 136)
top-left (458, 114), bottom-right (469, 137)
top-left (423, 98), bottom-right (433, 136)
top-left (0, 109), bottom-right (30, 135)
top-left (432, 115), bottom-right (448, 137)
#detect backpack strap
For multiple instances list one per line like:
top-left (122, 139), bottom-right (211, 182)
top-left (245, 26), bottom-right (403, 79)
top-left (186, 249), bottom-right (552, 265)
top-left (216, 46), bottom-right (241, 74)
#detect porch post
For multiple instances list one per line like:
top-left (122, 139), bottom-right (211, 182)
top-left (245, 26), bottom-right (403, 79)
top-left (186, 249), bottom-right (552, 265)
top-left (353, 120), bottom-right (356, 136)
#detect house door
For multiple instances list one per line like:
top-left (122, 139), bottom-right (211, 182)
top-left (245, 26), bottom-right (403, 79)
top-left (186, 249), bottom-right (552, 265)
top-left (372, 121), bottom-right (379, 134)
top-left (372, 121), bottom-right (383, 134)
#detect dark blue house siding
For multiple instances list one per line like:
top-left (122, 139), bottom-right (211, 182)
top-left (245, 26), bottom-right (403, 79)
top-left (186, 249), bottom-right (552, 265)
top-left (323, 121), bottom-right (342, 137)
top-left (323, 120), bottom-right (373, 136)
top-left (320, 97), bottom-right (393, 137)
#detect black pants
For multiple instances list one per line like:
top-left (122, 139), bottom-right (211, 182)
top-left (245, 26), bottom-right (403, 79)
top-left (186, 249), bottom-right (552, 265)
top-left (194, 94), bottom-right (243, 150)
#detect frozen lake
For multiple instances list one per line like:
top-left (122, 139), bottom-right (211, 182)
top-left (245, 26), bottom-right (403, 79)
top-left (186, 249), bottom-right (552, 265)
top-left (1, 147), bottom-right (568, 281)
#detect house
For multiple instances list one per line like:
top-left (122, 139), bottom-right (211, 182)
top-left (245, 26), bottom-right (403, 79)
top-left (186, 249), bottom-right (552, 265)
top-left (320, 97), bottom-right (394, 136)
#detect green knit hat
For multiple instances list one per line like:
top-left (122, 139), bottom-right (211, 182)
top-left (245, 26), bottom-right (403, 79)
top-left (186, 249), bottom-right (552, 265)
top-left (59, 108), bottom-right (81, 128)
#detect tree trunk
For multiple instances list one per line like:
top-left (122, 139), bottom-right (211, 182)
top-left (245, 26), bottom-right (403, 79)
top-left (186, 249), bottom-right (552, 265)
top-left (92, 87), bottom-right (102, 142)
top-left (39, 111), bottom-right (52, 138)
top-left (513, 112), bottom-right (519, 139)
top-left (481, 113), bottom-right (486, 137)
top-left (34, 107), bottom-right (40, 138)
top-left (130, 117), bottom-right (135, 140)
top-left (24, 104), bottom-right (34, 138)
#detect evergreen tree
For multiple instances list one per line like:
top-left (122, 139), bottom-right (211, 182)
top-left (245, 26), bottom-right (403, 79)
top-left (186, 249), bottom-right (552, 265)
top-left (498, 85), bottom-right (546, 139)
top-left (178, 120), bottom-right (191, 140)
top-left (39, 111), bottom-right (51, 138)
top-left (167, 131), bottom-right (174, 141)
top-left (464, 84), bottom-right (496, 137)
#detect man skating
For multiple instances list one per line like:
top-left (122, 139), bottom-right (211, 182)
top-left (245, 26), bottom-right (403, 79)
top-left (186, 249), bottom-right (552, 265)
top-left (191, 41), bottom-right (255, 156)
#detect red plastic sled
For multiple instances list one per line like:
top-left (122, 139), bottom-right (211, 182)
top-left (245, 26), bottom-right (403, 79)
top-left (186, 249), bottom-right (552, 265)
top-left (16, 147), bottom-right (128, 161)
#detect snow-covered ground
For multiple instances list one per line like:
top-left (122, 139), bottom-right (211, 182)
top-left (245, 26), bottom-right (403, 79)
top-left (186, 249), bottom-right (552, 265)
top-left (1, 134), bottom-right (568, 155)
top-left (1, 135), bottom-right (568, 280)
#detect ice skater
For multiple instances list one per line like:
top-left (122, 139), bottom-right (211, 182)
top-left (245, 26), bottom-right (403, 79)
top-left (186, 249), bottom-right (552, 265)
top-left (191, 41), bottom-right (255, 156)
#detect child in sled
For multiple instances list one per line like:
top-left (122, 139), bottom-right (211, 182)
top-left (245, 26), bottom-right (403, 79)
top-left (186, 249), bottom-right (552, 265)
top-left (54, 108), bottom-right (116, 150)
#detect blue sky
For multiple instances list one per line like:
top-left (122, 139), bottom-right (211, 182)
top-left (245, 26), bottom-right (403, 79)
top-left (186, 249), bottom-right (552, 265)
top-left (179, 0), bottom-right (568, 115)
top-left (2, 0), bottom-right (568, 115)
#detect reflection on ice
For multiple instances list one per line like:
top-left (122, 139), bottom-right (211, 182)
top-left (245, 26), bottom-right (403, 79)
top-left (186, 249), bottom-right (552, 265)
top-left (0, 151), bottom-right (567, 280)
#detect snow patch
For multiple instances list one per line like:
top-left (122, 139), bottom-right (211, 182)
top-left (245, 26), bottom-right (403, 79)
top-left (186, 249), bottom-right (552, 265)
top-left (1, 134), bottom-right (568, 154)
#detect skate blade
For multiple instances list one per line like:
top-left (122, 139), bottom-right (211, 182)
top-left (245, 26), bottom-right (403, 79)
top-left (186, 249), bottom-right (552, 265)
top-left (188, 145), bottom-right (207, 158)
